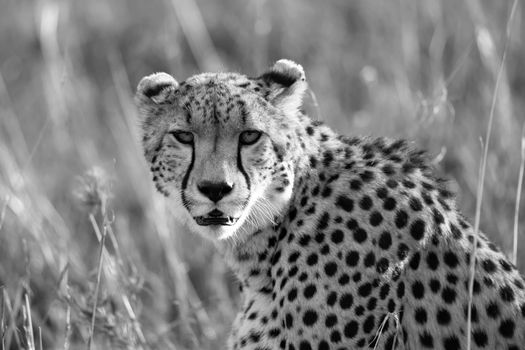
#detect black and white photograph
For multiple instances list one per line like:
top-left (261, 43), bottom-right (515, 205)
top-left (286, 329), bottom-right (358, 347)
top-left (1, 0), bottom-right (524, 349)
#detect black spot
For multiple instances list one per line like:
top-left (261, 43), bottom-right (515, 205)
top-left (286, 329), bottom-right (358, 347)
top-left (367, 297), bottom-right (377, 311)
top-left (395, 210), bottom-right (408, 228)
top-left (433, 208), bottom-right (444, 224)
top-left (350, 179), bottom-right (362, 191)
top-left (358, 283), bottom-right (372, 297)
top-left (306, 253), bottom-right (318, 266)
top-left (309, 156), bottom-right (318, 168)
top-left (500, 259), bottom-right (512, 272)
top-left (499, 319), bottom-right (515, 338)
top-left (299, 234), bottom-right (311, 246)
top-left (426, 252), bottom-right (439, 270)
top-left (360, 170), bottom-right (375, 182)
top-left (443, 251), bottom-right (459, 268)
top-left (325, 314), bottom-right (337, 328)
top-left (382, 165), bottom-right (395, 175)
top-left (288, 252), bottom-right (300, 263)
top-left (376, 258), bottom-right (389, 274)
top-left (412, 281), bottom-right (425, 299)
top-left (472, 329), bottom-right (488, 347)
top-left (363, 315), bottom-right (375, 333)
top-left (450, 223), bottom-right (462, 239)
top-left (364, 252), bottom-right (376, 267)
top-left (324, 262), bottom-right (338, 277)
top-left (317, 212), bottom-right (330, 230)
top-left (441, 287), bottom-right (457, 304)
top-left (337, 273), bottom-right (350, 286)
top-left (359, 195), bottom-right (373, 210)
top-left (321, 187), bottom-right (332, 197)
top-left (353, 228), bottom-right (368, 243)
top-left (327, 292), bottom-right (337, 306)
top-left (430, 279), bottom-right (441, 293)
top-left (486, 301), bottom-right (500, 319)
top-left (500, 285), bottom-right (515, 303)
top-left (318, 340), bottom-right (329, 350)
top-left (355, 305), bottom-right (364, 316)
top-left (330, 330), bottom-right (341, 343)
top-left (397, 243), bottom-right (409, 260)
top-left (386, 179), bottom-right (398, 188)
top-left (396, 282), bottom-right (405, 298)
top-left (331, 230), bottom-right (344, 244)
top-left (303, 284), bottom-right (317, 299)
top-left (303, 310), bottom-right (318, 326)
top-left (409, 252), bottom-right (421, 270)
top-left (420, 332), bottom-right (434, 348)
top-left (446, 273), bottom-right (458, 285)
top-left (343, 320), bottom-right (359, 338)
top-left (322, 151), bottom-right (333, 167)
top-left (268, 328), bottom-right (281, 338)
top-left (379, 284), bottom-right (390, 300)
top-left (299, 340), bottom-right (312, 350)
top-left (383, 197), bottom-right (397, 211)
top-left (369, 211), bottom-right (383, 226)
top-left (409, 197), bottom-right (423, 211)
top-left (378, 231), bottom-right (392, 250)
top-left (335, 195), bottom-right (354, 212)
top-left (443, 336), bottom-right (460, 350)
top-left (402, 179), bottom-right (416, 188)
top-left (376, 187), bottom-right (388, 198)
top-left (346, 251), bottom-right (359, 267)
top-left (479, 260), bottom-right (497, 274)
top-left (415, 308), bottom-right (427, 324)
top-left (288, 288), bottom-right (297, 301)
top-left (436, 308), bottom-right (451, 325)
top-left (410, 219), bottom-right (426, 240)
top-left (339, 293), bottom-right (353, 309)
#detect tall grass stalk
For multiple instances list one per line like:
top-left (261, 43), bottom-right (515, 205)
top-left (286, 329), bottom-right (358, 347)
top-left (87, 214), bottom-right (108, 350)
top-left (466, 1), bottom-right (519, 349)
top-left (513, 124), bottom-right (525, 265)
top-left (23, 294), bottom-right (35, 350)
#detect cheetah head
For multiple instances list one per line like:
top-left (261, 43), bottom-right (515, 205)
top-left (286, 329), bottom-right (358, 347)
top-left (135, 60), bottom-right (308, 241)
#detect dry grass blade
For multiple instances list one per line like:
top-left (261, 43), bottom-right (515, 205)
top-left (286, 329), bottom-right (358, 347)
top-left (2, 288), bottom-right (21, 349)
top-left (23, 294), bottom-right (35, 350)
top-left (513, 124), bottom-right (525, 264)
top-left (168, 0), bottom-right (222, 71)
top-left (466, 1), bottom-right (519, 349)
top-left (0, 196), bottom-right (8, 233)
top-left (368, 312), bottom-right (399, 350)
top-left (38, 327), bottom-right (43, 350)
top-left (62, 266), bottom-right (71, 350)
top-left (87, 215), bottom-right (107, 350)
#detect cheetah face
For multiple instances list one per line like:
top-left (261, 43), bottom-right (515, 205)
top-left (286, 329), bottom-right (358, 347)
top-left (135, 60), bottom-right (308, 241)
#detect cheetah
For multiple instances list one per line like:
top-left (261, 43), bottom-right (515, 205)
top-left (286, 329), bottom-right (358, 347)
top-left (135, 59), bottom-right (525, 350)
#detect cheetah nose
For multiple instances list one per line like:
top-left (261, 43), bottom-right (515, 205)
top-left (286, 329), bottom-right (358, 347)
top-left (197, 181), bottom-right (234, 203)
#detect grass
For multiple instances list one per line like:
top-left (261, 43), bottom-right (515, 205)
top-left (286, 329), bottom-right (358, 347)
top-left (0, 0), bottom-right (524, 348)
top-left (466, 1), bottom-right (519, 348)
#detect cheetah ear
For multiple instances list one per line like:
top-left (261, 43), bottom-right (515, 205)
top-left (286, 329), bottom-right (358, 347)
top-left (258, 59), bottom-right (307, 116)
top-left (135, 72), bottom-right (179, 107)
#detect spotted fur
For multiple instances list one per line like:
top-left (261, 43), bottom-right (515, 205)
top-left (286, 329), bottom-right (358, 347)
top-left (136, 60), bottom-right (525, 350)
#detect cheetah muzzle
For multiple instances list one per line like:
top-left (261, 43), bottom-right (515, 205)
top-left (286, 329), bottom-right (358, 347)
top-left (136, 59), bottom-right (525, 350)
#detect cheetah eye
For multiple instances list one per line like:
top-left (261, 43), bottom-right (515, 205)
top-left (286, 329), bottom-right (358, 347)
top-left (170, 131), bottom-right (194, 144)
top-left (239, 130), bottom-right (262, 145)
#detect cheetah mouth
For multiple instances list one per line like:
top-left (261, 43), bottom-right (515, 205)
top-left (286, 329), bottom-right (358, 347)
top-left (194, 210), bottom-right (239, 226)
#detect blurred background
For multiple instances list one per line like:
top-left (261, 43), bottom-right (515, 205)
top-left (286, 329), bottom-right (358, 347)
top-left (0, 0), bottom-right (524, 348)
